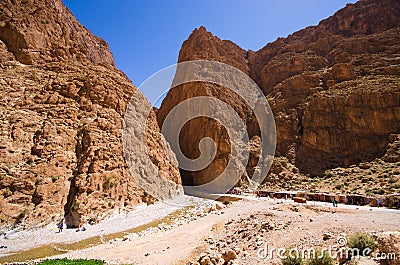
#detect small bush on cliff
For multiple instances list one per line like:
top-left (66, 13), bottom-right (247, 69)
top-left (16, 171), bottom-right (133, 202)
top-left (104, 175), bottom-right (117, 189)
top-left (372, 188), bottom-right (385, 195)
top-left (389, 183), bottom-right (400, 189)
top-left (335, 184), bottom-right (344, 190)
top-left (14, 209), bottom-right (27, 225)
top-left (35, 177), bottom-right (43, 185)
top-left (324, 170), bottom-right (335, 179)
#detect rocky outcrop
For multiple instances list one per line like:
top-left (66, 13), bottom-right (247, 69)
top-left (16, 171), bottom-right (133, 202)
top-left (178, 26), bottom-right (250, 75)
top-left (0, 0), bottom-right (181, 228)
top-left (158, 0), bottom-right (400, 184)
top-left (298, 76), bottom-right (400, 173)
top-left (157, 81), bottom-right (255, 187)
top-left (0, 0), bottom-right (114, 66)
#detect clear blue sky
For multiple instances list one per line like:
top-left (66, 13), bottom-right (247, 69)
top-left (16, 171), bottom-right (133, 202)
top-left (63, 0), bottom-right (356, 105)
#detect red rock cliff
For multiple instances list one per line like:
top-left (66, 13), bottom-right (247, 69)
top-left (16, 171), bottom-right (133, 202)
top-left (0, 0), bottom-right (181, 228)
top-left (158, 0), bottom-right (400, 183)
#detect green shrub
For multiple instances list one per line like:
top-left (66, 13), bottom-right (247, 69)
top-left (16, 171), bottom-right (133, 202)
top-left (347, 233), bottom-right (377, 256)
top-left (389, 183), bottom-right (400, 189)
top-left (17, 209), bottom-right (27, 219)
top-left (283, 250), bottom-right (303, 265)
top-left (307, 250), bottom-right (333, 265)
top-left (35, 177), bottom-right (43, 185)
top-left (324, 171), bottom-right (335, 179)
top-left (335, 184), bottom-right (344, 190)
top-left (14, 209), bottom-right (27, 225)
top-left (37, 259), bottom-right (104, 265)
top-left (372, 188), bottom-right (385, 195)
top-left (104, 176), bottom-right (117, 188)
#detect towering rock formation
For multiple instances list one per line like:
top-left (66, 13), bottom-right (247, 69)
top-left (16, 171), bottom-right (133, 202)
top-left (158, 0), bottom-right (400, 186)
top-left (0, 0), bottom-right (114, 65)
top-left (0, 0), bottom-right (181, 228)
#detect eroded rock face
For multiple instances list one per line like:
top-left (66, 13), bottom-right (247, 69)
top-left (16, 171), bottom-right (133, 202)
top-left (0, 0), bottom-right (114, 65)
top-left (158, 81), bottom-right (254, 187)
top-left (158, 0), bottom-right (400, 183)
top-left (0, 0), bottom-right (181, 227)
top-left (298, 76), bottom-right (400, 174)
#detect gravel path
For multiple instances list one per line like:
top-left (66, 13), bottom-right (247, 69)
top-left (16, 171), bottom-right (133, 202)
top-left (53, 197), bottom-right (400, 265)
top-left (0, 195), bottom-right (212, 256)
top-left (54, 199), bottom-right (267, 264)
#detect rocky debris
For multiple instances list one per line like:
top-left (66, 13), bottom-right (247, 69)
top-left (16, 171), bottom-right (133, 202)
top-left (187, 205), bottom-right (314, 264)
top-left (259, 156), bottom-right (306, 191)
top-left (215, 202), bottom-right (224, 211)
top-left (322, 232), bottom-right (333, 241)
top-left (342, 256), bottom-right (379, 265)
top-left (376, 232), bottom-right (400, 265)
top-left (196, 210), bottom-right (286, 263)
top-left (189, 203), bottom-right (400, 265)
top-left (222, 248), bottom-right (238, 263)
top-left (158, 0), bottom-right (400, 185)
top-left (198, 252), bottom-right (224, 265)
top-left (0, 0), bottom-right (181, 228)
top-left (196, 248), bottom-right (238, 265)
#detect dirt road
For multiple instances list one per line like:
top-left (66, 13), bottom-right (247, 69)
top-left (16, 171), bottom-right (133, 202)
top-left (52, 198), bottom-right (400, 264)
top-left (54, 199), bottom-right (266, 264)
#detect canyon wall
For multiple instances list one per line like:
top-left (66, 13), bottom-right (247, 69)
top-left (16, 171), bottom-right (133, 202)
top-left (158, 0), bottom-right (400, 186)
top-left (0, 0), bottom-right (181, 227)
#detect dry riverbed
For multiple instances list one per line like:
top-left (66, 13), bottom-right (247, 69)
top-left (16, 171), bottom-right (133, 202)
top-left (1, 196), bottom-right (399, 264)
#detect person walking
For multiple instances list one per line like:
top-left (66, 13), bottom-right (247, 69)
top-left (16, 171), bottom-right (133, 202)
top-left (58, 220), bottom-right (64, 233)
top-left (333, 198), bottom-right (338, 207)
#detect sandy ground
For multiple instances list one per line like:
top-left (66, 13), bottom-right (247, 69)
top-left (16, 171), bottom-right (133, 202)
top-left (53, 198), bottom-right (265, 264)
top-left (0, 195), bottom-right (212, 256)
top-left (45, 197), bottom-right (400, 265)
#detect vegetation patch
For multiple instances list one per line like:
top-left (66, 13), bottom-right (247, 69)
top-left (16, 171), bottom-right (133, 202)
top-left (37, 259), bottom-right (104, 265)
